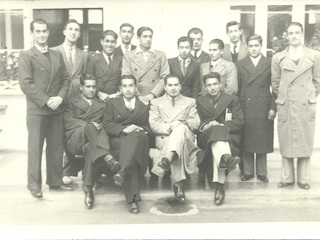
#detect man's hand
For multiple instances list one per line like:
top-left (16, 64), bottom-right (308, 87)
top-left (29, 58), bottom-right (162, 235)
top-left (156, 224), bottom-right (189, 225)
top-left (97, 92), bottom-right (109, 102)
top-left (123, 124), bottom-right (144, 134)
top-left (91, 122), bottom-right (101, 130)
top-left (109, 91), bottom-right (121, 99)
top-left (268, 109), bottom-right (276, 120)
top-left (47, 96), bottom-right (63, 111)
top-left (139, 93), bottom-right (155, 105)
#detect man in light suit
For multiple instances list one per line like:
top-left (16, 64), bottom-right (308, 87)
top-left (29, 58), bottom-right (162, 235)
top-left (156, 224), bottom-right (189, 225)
top-left (187, 28), bottom-right (210, 65)
top-left (222, 21), bottom-right (248, 63)
top-left (114, 23), bottom-right (137, 56)
top-left (64, 73), bottom-right (119, 209)
top-left (52, 19), bottom-right (88, 185)
top-left (168, 36), bottom-right (201, 99)
top-left (149, 74), bottom-right (200, 202)
top-left (122, 26), bottom-right (170, 105)
top-left (18, 19), bottom-right (71, 198)
top-left (200, 39), bottom-right (238, 96)
top-left (87, 30), bottom-right (122, 102)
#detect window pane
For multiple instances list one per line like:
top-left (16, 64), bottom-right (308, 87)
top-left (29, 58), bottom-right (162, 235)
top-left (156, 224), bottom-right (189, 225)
top-left (306, 5), bottom-right (320, 11)
top-left (267, 13), bottom-right (291, 52)
top-left (268, 5), bottom-right (292, 12)
top-left (88, 9), bottom-right (102, 24)
top-left (69, 9), bottom-right (83, 24)
top-left (0, 11), bottom-right (24, 49)
top-left (230, 6), bottom-right (255, 12)
top-left (305, 8), bottom-right (320, 51)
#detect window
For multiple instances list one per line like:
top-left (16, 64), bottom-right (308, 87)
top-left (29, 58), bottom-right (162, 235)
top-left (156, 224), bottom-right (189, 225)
top-left (230, 6), bottom-right (255, 43)
top-left (305, 5), bottom-right (320, 51)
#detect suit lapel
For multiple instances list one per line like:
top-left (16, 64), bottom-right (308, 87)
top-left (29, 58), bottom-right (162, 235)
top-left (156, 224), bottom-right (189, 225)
top-left (132, 52), bottom-right (146, 72)
top-left (214, 59), bottom-right (227, 74)
top-left (31, 47), bottom-right (51, 73)
top-left (140, 52), bottom-right (160, 78)
top-left (172, 57), bottom-right (184, 82)
top-left (198, 93), bottom-right (231, 119)
top-left (107, 54), bottom-right (121, 79)
top-left (112, 97), bottom-right (131, 119)
top-left (83, 98), bottom-right (105, 119)
top-left (46, 50), bottom-right (60, 92)
top-left (247, 55), bottom-right (269, 84)
top-left (73, 95), bottom-right (91, 113)
top-left (97, 53), bottom-right (109, 75)
top-left (184, 59), bottom-right (196, 80)
top-left (72, 47), bottom-right (83, 77)
top-left (159, 95), bottom-right (189, 122)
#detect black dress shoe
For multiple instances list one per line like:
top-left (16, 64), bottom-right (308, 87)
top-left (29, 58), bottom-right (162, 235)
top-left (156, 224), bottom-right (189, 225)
top-left (298, 182), bottom-right (310, 190)
top-left (105, 157), bottom-right (121, 172)
top-left (30, 190), bottom-right (43, 198)
top-left (173, 184), bottom-right (186, 202)
top-left (129, 202), bottom-right (139, 214)
top-left (158, 157), bottom-right (170, 171)
top-left (219, 154), bottom-right (240, 171)
top-left (49, 185), bottom-right (73, 191)
top-left (278, 182), bottom-right (294, 188)
top-left (84, 186), bottom-right (94, 209)
top-left (257, 175), bottom-right (269, 182)
top-left (241, 175), bottom-right (253, 181)
top-left (214, 184), bottom-right (225, 206)
top-left (113, 170), bottom-right (125, 186)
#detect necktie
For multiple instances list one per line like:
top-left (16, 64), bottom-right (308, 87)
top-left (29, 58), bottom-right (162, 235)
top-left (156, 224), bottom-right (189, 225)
top-left (194, 52), bottom-right (197, 59)
top-left (68, 47), bottom-right (73, 72)
top-left (125, 45), bottom-right (129, 52)
top-left (108, 55), bottom-right (112, 65)
top-left (127, 99), bottom-right (133, 112)
top-left (182, 59), bottom-right (186, 75)
top-left (171, 97), bottom-right (175, 107)
top-left (233, 44), bottom-right (237, 54)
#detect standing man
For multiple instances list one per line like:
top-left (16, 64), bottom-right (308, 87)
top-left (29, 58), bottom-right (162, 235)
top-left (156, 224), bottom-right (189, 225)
top-left (222, 21), bottom-right (248, 63)
top-left (201, 39), bottom-right (238, 96)
top-left (237, 34), bottom-right (276, 182)
top-left (122, 26), bottom-right (170, 105)
top-left (18, 19), bottom-right (71, 198)
top-left (168, 36), bottom-right (201, 99)
top-left (87, 30), bottom-right (122, 102)
top-left (272, 22), bottom-right (320, 190)
top-left (197, 72), bottom-right (243, 205)
top-left (103, 75), bottom-right (152, 214)
top-left (187, 28), bottom-right (210, 64)
top-left (114, 23), bottom-right (136, 56)
top-left (149, 74), bottom-right (200, 202)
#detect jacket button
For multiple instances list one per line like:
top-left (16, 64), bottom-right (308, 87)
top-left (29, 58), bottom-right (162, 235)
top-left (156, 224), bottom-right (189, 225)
top-left (161, 136), bottom-right (164, 139)
top-left (152, 80), bottom-right (155, 82)
top-left (248, 97), bottom-right (251, 100)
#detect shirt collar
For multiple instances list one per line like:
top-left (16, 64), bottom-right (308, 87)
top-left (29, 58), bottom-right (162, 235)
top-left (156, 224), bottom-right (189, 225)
top-left (250, 54), bottom-right (262, 65)
top-left (81, 94), bottom-right (93, 105)
top-left (102, 51), bottom-right (114, 61)
top-left (211, 58), bottom-right (221, 67)
top-left (230, 42), bottom-right (241, 50)
top-left (34, 44), bottom-right (48, 53)
top-left (121, 43), bottom-right (132, 51)
top-left (63, 43), bottom-right (76, 51)
top-left (191, 49), bottom-right (202, 58)
top-left (166, 93), bottom-right (179, 101)
top-left (135, 45), bottom-right (156, 55)
top-left (123, 96), bottom-right (136, 103)
top-left (178, 56), bottom-right (191, 63)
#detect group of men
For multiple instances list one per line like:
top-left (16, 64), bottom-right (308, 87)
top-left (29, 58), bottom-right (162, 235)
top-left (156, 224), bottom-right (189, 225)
top-left (18, 17), bottom-right (320, 214)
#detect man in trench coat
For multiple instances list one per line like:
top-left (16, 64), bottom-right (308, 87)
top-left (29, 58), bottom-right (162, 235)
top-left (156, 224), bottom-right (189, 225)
top-left (272, 22), bottom-right (320, 190)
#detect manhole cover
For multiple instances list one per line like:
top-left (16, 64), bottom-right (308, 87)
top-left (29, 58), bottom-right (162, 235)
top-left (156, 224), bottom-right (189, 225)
top-left (150, 197), bottom-right (199, 216)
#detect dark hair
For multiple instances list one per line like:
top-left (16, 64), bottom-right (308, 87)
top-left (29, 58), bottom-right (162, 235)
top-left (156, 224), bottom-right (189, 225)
top-left (246, 34), bottom-right (263, 45)
top-left (101, 30), bottom-right (118, 41)
top-left (286, 22), bottom-right (304, 33)
top-left (187, 27), bottom-right (203, 37)
top-left (177, 36), bottom-right (193, 47)
top-left (120, 23), bottom-right (134, 32)
top-left (30, 18), bottom-right (49, 32)
top-left (164, 74), bottom-right (180, 85)
top-left (63, 19), bottom-right (80, 30)
top-left (203, 72), bottom-right (221, 84)
top-left (80, 73), bottom-right (97, 86)
top-left (226, 21), bottom-right (242, 32)
top-left (120, 75), bottom-right (137, 86)
top-left (209, 39), bottom-right (224, 50)
top-left (137, 27), bottom-right (153, 37)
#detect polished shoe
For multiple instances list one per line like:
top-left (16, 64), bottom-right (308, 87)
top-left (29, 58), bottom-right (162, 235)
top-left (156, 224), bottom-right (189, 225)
top-left (219, 154), bottom-right (240, 171)
top-left (129, 202), bottom-right (139, 214)
top-left (30, 190), bottom-right (43, 198)
top-left (298, 182), bottom-right (310, 190)
top-left (257, 175), bottom-right (269, 182)
top-left (214, 184), bottom-right (225, 206)
top-left (113, 170), bottom-right (125, 186)
top-left (278, 182), bottom-right (294, 188)
top-left (158, 157), bottom-right (170, 171)
top-left (49, 185), bottom-right (73, 191)
top-left (173, 184), bottom-right (186, 202)
top-left (241, 174), bottom-right (253, 181)
top-left (62, 176), bottom-right (73, 185)
top-left (84, 186), bottom-right (94, 209)
top-left (104, 156), bottom-right (121, 172)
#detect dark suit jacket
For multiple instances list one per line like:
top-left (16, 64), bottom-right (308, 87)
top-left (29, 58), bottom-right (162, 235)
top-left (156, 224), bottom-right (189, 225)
top-left (114, 44), bottom-right (137, 56)
top-left (222, 42), bottom-right (248, 63)
top-left (18, 46), bottom-right (70, 115)
top-left (87, 53), bottom-right (122, 94)
top-left (191, 51), bottom-right (211, 65)
top-left (168, 57), bottom-right (201, 98)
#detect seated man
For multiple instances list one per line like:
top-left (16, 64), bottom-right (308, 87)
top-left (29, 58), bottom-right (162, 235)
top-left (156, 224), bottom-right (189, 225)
top-left (102, 75), bottom-right (152, 214)
top-left (149, 74), bottom-right (200, 202)
top-left (197, 72), bottom-right (244, 206)
top-left (64, 73), bottom-right (120, 209)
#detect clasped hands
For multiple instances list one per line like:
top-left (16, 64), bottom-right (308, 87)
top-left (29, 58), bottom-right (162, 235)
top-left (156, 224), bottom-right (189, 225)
top-left (202, 120), bottom-right (224, 131)
top-left (123, 124), bottom-right (145, 134)
top-left (47, 96), bottom-right (63, 111)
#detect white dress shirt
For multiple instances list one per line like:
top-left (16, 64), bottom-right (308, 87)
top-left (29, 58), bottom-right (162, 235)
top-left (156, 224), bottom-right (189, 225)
top-left (250, 54), bottom-right (262, 67)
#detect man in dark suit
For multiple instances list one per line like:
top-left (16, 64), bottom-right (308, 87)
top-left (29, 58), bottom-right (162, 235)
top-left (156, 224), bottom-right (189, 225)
top-left (187, 28), bottom-right (210, 65)
top-left (168, 36), bottom-right (201, 99)
top-left (237, 34), bottom-right (276, 182)
top-left (222, 21), bottom-right (248, 63)
top-left (87, 30), bottom-right (122, 102)
top-left (18, 19), bottom-right (71, 198)
top-left (197, 72), bottom-right (244, 205)
top-left (114, 23), bottom-right (137, 56)
top-left (52, 19), bottom-right (88, 185)
top-left (103, 75), bottom-right (152, 214)
top-left (64, 73), bottom-right (119, 209)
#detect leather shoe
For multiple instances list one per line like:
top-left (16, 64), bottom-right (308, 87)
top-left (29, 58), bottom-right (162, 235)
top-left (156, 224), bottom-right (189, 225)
top-left (84, 186), bottom-right (94, 209)
top-left (173, 184), bottom-right (186, 202)
top-left (49, 185), bottom-right (73, 191)
top-left (278, 182), bottom-right (294, 188)
top-left (219, 154), bottom-right (240, 171)
top-left (113, 170), bottom-right (125, 186)
top-left (158, 157), bottom-right (170, 171)
top-left (62, 176), bottom-right (73, 185)
top-left (214, 184), bottom-right (225, 206)
top-left (298, 182), bottom-right (310, 190)
top-left (129, 202), bottom-right (139, 214)
top-left (257, 175), bottom-right (269, 182)
top-left (105, 156), bottom-right (121, 172)
top-left (30, 190), bottom-right (43, 198)
top-left (241, 174), bottom-right (253, 181)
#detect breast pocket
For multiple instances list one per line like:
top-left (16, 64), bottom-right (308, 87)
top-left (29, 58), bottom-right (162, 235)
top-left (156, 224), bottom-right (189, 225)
top-left (275, 99), bottom-right (287, 122)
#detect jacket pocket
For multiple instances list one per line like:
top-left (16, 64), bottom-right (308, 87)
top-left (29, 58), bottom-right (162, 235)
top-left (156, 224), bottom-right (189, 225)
top-left (307, 98), bottom-right (317, 120)
top-left (275, 99), bottom-right (286, 121)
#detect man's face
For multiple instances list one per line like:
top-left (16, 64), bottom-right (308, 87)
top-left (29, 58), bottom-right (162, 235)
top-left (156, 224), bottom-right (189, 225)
top-left (120, 26), bottom-right (134, 44)
top-left (205, 77), bottom-right (221, 97)
top-left (120, 78), bottom-right (136, 100)
top-left (248, 39), bottom-right (262, 58)
top-left (138, 30), bottom-right (153, 49)
top-left (209, 43), bottom-right (223, 61)
top-left (178, 41), bottom-right (191, 59)
top-left (189, 32), bottom-right (203, 51)
top-left (63, 22), bottom-right (81, 44)
top-left (81, 79), bottom-right (97, 99)
top-left (101, 35), bottom-right (117, 55)
top-left (164, 77), bottom-right (181, 98)
top-left (287, 25), bottom-right (303, 46)
top-left (32, 23), bottom-right (50, 46)
top-left (227, 25), bottom-right (243, 44)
